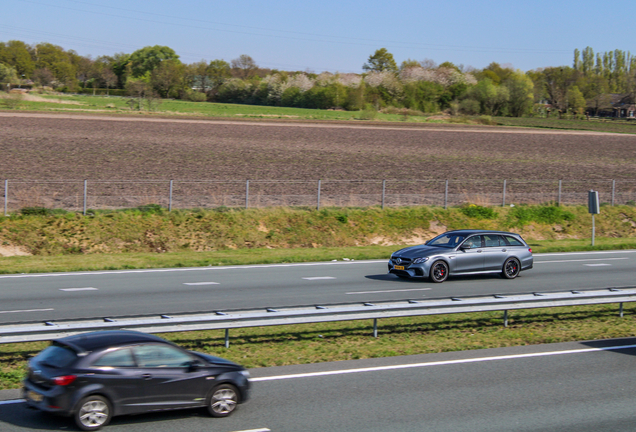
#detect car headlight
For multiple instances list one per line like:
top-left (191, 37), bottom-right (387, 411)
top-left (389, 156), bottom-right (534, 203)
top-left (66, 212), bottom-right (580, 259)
top-left (239, 370), bottom-right (250, 378)
top-left (412, 257), bottom-right (429, 264)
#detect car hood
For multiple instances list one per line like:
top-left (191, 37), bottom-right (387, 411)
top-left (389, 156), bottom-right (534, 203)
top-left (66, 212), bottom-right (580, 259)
top-left (392, 245), bottom-right (451, 258)
top-left (191, 351), bottom-right (243, 369)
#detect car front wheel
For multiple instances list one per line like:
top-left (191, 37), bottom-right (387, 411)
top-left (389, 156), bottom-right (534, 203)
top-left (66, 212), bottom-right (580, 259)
top-left (74, 395), bottom-right (112, 431)
top-left (429, 260), bottom-right (449, 283)
top-left (207, 384), bottom-right (239, 417)
top-left (502, 258), bottom-right (521, 279)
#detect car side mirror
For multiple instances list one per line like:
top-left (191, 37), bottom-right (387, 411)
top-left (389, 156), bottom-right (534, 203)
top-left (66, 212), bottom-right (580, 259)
top-left (185, 360), bottom-right (202, 371)
top-left (460, 244), bottom-right (470, 250)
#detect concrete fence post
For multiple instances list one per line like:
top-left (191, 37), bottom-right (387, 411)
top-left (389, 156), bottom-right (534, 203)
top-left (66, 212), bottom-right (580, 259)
top-left (381, 180), bottom-right (386, 209)
top-left (245, 180), bottom-right (249, 209)
top-left (502, 179), bottom-right (507, 207)
top-left (3, 179), bottom-right (7, 216)
top-left (444, 180), bottom-right (449, 209)
top-left (612, 179), bottom-right (615, 206)
top-left (558, 180), bottom-right (562, 206)
top-left (83, 179), bottom-right (87, 216)
top-left (317, 179), bottom-right (321, 210)
top-left (169, 180), bottom-right (173, 211)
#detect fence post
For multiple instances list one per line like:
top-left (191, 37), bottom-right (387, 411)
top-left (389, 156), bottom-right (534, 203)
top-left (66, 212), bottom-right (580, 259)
top-left (3, 180), bottom-right (7, 217)
top-left (503, 310), bottom-right (508, 327)
top-left (558, 180), bottom-right (562, 206)
top-left (225, 329), bottom-right (230, 348)
top-left (317, 179), bottom-right (321, 210)
top-left (373, 318), bottom-right (378, 338)
top-left (502, 179), bottom-right (507, 207)
top-left (83, 179), bottom-right (87, 216)
top-left (381, 180), bottom-right (386, 209)
top-left (444, 179), bottom-right (448, 209)
top-left (169, 180), bottom-right (173, 211)
top-left (612, 179), bottom-right (615, 206)
top-left (245, 180), bottom-right (249, 209)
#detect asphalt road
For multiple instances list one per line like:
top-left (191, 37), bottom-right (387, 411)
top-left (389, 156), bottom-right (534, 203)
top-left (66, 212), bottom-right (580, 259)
top-left (0, 250), bottom-right (634, 323)
top-left (2, 338), bottom-right (636, 431)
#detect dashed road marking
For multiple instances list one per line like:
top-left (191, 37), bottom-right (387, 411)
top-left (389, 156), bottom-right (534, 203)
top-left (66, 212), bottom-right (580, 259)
top-left (59, 287), bottom-right (98, 292)
top-left (302, 277), bottom-right (336, 280)
top-left (0, 308), bottom-right (54, 314)
top-left (183, 282), bottom-right (220, 285)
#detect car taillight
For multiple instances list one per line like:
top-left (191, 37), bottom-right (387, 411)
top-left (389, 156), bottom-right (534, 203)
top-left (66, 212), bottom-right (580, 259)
top-left (53, 375), bottom-right (77, 386)
top-left (528, 248), bottom-right (532, 253)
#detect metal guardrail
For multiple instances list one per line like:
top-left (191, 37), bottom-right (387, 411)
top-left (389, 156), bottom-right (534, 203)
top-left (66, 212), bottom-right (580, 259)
top-left (0, 287), bottom-right (634, 347)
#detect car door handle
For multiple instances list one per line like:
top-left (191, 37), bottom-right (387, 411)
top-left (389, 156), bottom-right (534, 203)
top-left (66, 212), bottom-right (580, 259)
top-left (476, 250), bottom-right (482, 253)
top-left (502, 248), bottom-right (507, 252)
top-left (142, 373), bottom-right (152, 380)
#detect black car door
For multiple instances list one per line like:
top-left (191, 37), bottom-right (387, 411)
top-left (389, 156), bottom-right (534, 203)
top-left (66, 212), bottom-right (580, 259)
top-left (132, 344), bottom-right (211, 409)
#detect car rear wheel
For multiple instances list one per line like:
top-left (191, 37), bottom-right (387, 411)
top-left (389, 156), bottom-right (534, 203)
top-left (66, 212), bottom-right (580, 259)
top-left (502, 258), bottom-right (521, 279)
top-left (74, 395), bottom-right (112, 431)
top-left (207, 384), bottom-right (239, 417)
top-left (429, 260), bottom-right (448, 283)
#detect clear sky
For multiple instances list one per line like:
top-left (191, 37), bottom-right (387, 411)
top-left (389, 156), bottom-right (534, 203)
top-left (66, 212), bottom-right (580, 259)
top-left (2, 0), bottom-right (635, 73)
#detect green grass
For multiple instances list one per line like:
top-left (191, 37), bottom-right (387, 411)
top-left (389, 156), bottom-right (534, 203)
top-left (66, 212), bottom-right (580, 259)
top-left (495, 116), bottom-right (636, 134)
top-left (1, 303), bottom-right (634, 389)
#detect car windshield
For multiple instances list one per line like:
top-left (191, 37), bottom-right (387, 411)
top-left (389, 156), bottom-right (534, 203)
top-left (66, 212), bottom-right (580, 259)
top-left (427, 233), bottom-right (466, 248)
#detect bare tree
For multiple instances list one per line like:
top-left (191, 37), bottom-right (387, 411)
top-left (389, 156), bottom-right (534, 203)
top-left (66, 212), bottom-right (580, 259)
top-left (231, 55), bottom-right (257, 79)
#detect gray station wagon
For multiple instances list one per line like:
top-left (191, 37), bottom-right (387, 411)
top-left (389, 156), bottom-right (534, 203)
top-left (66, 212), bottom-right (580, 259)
top-left (388, 229), bottom-right (533, 283)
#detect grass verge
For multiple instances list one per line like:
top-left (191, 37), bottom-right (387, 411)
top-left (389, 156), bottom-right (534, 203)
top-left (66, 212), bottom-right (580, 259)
top-left (1, 303), bottom-right (634, 389)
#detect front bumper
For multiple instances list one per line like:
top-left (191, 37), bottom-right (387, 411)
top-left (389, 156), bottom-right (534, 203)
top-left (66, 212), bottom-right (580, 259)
top-left (387, 262), bottom-right (429, 278)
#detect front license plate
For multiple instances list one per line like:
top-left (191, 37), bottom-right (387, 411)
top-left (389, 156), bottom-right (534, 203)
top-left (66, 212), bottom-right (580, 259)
top-left (394, 265), bottom-right (405, 270)
top-left (27, 391), bottom-right (43, 402)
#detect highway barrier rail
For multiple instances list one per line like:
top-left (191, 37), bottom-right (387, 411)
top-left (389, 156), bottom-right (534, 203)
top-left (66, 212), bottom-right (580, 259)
top-left (0, 287), bottom-right (634, 347)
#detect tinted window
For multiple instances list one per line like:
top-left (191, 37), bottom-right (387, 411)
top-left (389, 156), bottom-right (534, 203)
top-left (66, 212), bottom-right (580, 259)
top-left (134, 344), bottom-right (193, 368)
top-left (483, 235), bottom-right (501, 247)
top-left (93, 348), bottom-right (136, 368)
top-left (462, 236), bottom-right (482, 249)
top-left (34, 344), bottom-right (77, 368)
top-left (504, 236), bottom-right (523, 246)
top-left (428, 233), bottom-right (466, 248)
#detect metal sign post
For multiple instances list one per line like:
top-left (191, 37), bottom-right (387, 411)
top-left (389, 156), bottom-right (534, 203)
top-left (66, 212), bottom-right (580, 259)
top-left (588, 190), bottom-right (600, 246)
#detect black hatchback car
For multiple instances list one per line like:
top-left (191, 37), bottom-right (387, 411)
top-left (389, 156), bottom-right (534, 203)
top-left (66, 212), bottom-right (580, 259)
top-left (23, 330), bottom-right (250, 431)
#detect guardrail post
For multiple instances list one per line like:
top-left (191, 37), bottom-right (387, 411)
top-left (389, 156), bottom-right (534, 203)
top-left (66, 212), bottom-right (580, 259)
top-left (503, 310), bottom-right (508, 327)
top-left (225, 329), bottom-right (230, 348)
top-left (619, 302), bottom-right (623, 318)
top-left (373, 318), bottom-right (378, 338)
top-left (83, 179), bottom-right (87, 216)
top-left (444, 179), bottom-right (448, 209)
top-left (612, 179), bottom-right (615, 206)
top-left (317, 179), bottom-right (321, 210)
top-left (381, 180), bottom-right (386, 209)
top-left (169, 180), bottom-right (173, 211)
top-left (245, 180), bottom-right (249, 209)
top-left (3, 179), bottom-right (7, 216)
top-left (502, 180), bottom-right (507, 207)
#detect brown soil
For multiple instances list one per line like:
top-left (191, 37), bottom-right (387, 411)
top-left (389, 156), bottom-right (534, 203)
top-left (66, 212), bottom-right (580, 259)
top-left (1, 112), bottom-right (634, 181)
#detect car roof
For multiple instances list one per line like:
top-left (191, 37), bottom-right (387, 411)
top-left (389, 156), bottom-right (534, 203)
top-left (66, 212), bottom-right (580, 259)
top-left (56, 330), bottom-right (169, 354)
top-left (444, 229), bottom-right (519, 236)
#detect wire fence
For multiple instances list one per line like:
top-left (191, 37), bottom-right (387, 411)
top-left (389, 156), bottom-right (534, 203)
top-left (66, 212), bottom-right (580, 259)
top-left (3, 178), bottom-right (636, 215)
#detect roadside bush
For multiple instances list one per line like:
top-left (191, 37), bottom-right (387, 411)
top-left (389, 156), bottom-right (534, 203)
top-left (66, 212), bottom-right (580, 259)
top-left (460, 204), bottom-right (496, 219)
top-left (358, 103), bottom-right (377, 120)
top-left (507, 205), bottom-right (575, 226)
top-left (135, 204), bottom-right (164, 215)
top-left (20, 207), bottom-right (51, 216)
top-left (185, 91), bottom-right (207, 102)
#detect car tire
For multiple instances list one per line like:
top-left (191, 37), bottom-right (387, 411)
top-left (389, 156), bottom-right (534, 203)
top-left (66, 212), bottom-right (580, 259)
top-left (74, 395), bottom-right (112, 431)
top-left (207, 384), bottom-right (239, 417)
top-left (429, 260), bottom-right (448, 283)
top-left (502, 257), bottom-right (521, 279)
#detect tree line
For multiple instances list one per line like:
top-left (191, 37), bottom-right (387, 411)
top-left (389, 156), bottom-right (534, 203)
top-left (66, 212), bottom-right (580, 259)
top-left (1, 41), bottom-right (635, 117)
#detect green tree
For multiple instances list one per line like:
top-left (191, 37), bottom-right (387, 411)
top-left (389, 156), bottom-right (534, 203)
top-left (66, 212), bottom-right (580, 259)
top-left (129, 45), bottom-right (180, 78)
top-left (0, 40), bottom-right (35, 77)
top-left (468, 78), bottom-right (509, 115)
top-left (150, 59), bottom-right (185, 98)
top-left (503, 70), bottom-right (534, 117)
top-left (566, 85), bottom-right (586, 115)
top-left (0, 63), bottom-right (19, 86)
top-left (362, 48), bottom-right (398, 73)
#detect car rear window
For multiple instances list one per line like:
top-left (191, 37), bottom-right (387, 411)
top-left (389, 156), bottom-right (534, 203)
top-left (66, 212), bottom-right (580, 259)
top-left (503, 236), bottom-right (524, 246)
top-left (34, 344), bottom-right (78, 368)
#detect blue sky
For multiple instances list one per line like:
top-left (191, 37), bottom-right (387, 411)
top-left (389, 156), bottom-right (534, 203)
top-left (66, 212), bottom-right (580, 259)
top-left (2, 0), bottom-right (635, 73)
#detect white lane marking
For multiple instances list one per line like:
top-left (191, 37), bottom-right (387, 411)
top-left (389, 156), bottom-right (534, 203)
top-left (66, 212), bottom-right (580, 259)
top-left (538, 250), bottom-right (636, 257)
top-left (302, 277), bottom-right (336, 280)
top-left (0, 260), bottom-right (388, 279)
top-left (585, 264), bottom-right (612, 267)
top-left (183, 282), bottom-right (220, 286)
top-left (0, 308), bottom-right (54, 314)
top-left (347, 288), bottom-right (432, 295)
top-left (535, 257), bottom-right (628, 264)
top-left (0, 399), bottom-right (24, 406)
top-left (59, 287), bottom-right (98, 292)
top-left (230, 429), bottom-right (271, 432)
top-left (250, 343), bottom-right (636, 382)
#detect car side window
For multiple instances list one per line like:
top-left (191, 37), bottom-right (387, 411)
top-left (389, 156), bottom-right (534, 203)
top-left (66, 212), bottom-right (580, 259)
top-left (504, 236), bottom-right (523, 246)
top-left (133, 344), bottom-right (194, 368)
top-left (92, 348), bottom-right (136, 368)
top-left (483, 235), bottom-right (500, 247)
top-left (463, 236), bottom-right (482, 249)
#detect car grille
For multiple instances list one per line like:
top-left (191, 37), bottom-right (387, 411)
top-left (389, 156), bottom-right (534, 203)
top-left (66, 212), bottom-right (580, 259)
top-left (391, 257), bottom-right (412, 266)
